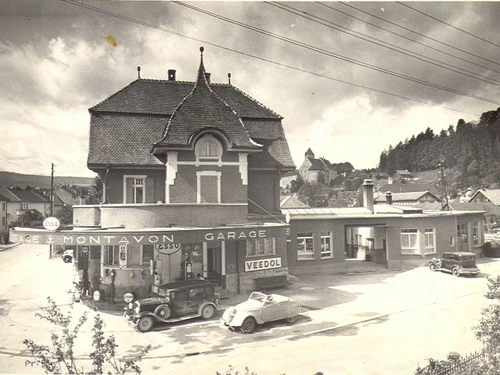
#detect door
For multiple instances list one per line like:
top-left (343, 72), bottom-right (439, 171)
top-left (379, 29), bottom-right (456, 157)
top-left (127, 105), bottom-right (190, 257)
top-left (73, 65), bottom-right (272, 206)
top-left (457, 223), bottom-right (468, 252)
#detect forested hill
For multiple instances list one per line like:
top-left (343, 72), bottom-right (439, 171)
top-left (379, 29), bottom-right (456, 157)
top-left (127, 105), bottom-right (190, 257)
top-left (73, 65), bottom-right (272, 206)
top-left (378, 107), bottom-right (500, 193)
top-left (0, 171), bottom-right (94, 189)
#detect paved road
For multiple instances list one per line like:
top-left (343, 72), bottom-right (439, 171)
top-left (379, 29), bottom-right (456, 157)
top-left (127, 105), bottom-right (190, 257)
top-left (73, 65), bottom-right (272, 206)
top-left (1, 244), bottom-right (499, 374)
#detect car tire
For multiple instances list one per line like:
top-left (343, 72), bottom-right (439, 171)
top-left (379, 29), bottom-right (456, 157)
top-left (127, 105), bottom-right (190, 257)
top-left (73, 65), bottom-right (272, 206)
top-left (452, 267), bottom-right (460, 277)
top-left (429, 263), bottom-right (437, 272)
top-left (241, 317), bottom-right (256, 334)
top-left (154, 305), bottom-right (171, 320)
top-left (137, 316), bottom-right (155, 333)
top-left (201, 304), bottom-right (215, 319)
top-left (63, 257), bottom-right (71, 263)
top-left (285, 315), bottom-right (298, 324)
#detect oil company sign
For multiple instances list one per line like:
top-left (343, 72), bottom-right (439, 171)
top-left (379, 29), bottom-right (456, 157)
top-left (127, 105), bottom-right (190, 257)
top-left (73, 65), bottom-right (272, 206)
top-left (245, 257), bottom-right (282, 272)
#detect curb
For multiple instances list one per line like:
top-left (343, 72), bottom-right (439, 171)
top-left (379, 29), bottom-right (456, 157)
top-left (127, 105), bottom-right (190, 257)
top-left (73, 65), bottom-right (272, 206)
top-left (0, 243), bottom-right (21, 252)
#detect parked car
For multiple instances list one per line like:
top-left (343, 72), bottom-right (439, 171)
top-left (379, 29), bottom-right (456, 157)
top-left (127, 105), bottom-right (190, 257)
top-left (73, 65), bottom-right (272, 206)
top-left (220, 291), bottom-right (301, 334)
top-left (428, 252), bottom-right (480, 277)
top-left (124, 279), bottom-right (220, 332)
top-left (62, 249), bottom-right (74, 263)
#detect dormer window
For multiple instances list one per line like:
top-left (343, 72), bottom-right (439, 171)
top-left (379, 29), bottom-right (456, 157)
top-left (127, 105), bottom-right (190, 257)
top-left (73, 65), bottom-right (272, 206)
top-left (195, 134), bottom-right (222, 161)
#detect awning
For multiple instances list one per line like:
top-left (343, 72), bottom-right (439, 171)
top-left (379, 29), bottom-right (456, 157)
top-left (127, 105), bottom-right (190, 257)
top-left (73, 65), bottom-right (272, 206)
top-left (9, 223), bottom-right (288, 246)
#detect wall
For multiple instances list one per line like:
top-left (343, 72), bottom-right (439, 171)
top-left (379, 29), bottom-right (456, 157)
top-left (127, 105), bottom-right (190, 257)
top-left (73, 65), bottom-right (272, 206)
top-left (248, 170), bottom-right (280, 215)
top-left (102, 169), bottom-right (165, 204)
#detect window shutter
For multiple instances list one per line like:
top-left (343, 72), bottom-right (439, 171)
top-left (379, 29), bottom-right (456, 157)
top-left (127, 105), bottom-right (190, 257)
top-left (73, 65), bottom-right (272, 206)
top-left (125, 178), bottom-right (133, 203)
top-left (145, 177), bottom-right (155, 203)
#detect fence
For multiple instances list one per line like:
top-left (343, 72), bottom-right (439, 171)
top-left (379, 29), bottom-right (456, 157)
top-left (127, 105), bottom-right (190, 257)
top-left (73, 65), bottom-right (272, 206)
top-left (415, 349), bottom-right (490, 375)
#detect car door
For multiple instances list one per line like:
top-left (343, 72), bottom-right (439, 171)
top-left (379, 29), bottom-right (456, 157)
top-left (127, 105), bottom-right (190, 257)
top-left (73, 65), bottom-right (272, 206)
top-left (187, 287), bottom-right (206, 314)
top-left (261, 295), bottom-right (282, 322)
top-left (169, 290), bottom-right (189, 317)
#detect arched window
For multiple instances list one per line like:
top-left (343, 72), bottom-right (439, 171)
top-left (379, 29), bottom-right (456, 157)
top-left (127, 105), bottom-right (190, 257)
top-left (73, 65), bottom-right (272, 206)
top-left (195, 134), bottom-right (222, 161)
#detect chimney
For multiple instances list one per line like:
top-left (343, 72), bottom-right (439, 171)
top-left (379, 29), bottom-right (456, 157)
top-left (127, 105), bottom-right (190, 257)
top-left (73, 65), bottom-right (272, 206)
top-left (137, 66), bottom-right (141, 79)
top-left (228, 72), bottom-right (231, 85)
top-left (386, 191), bottom-right (393, 205)
top-left (204, 72), bottom-right (211, 84)
top-left (363, 179), bottom-right (374, 213)
top-left (168, 69), bottom-right (176, 81)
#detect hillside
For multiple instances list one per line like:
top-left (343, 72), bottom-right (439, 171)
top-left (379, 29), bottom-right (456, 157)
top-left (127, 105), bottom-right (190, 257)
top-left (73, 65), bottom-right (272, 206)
top-left (0, 171), bottom-right (95, 189)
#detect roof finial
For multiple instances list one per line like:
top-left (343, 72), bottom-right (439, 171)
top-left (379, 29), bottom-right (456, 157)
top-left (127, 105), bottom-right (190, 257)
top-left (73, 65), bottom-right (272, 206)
top-left (197, 46), bottom-right (207, 85)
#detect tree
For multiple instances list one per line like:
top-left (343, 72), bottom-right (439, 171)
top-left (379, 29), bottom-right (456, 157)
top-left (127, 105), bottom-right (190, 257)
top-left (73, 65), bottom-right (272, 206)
top-left (10, 209), bottom-right (44, 227)
top-left (24, 296), bottom-right (151, 374)
top-left (55, 205), bottom-right (73, 225)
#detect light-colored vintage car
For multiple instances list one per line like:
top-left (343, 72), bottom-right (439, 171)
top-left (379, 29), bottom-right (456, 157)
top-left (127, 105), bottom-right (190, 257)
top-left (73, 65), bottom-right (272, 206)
top-left (220, 291), bottom-right (301, 333)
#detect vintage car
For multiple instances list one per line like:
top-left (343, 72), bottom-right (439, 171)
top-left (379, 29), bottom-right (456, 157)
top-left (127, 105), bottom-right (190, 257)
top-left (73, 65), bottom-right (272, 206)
top-left (220, 291), bottom-right (301, 334)
top-left (124, 279), bottom-right (220, 332)
top-left (428, 252), bottom-right (480, 277)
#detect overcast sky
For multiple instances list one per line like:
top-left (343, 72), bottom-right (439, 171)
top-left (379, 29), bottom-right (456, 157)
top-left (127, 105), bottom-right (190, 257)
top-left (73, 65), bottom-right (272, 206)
top-left (1, 1), bottom-right (500, 177)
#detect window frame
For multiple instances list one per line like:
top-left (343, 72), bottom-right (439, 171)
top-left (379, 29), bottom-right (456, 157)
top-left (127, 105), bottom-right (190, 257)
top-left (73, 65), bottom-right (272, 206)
top-left (424, 228), bottom-right (436, 254)
top-left (196, 171), bottom-right (221, 204)
top-left (246, 238), bottom-right (276, 257)
top-left (195, 134), bottom-right (223, 162)
top-left (123, 175), bottom-right (147, 204)
top-left (472, 221), bottom-right (480, 246)
top-left (297, 232), bottom-right (314, 261)
top-left (105, 245), bottom-right (119, 266)
top-left (401, 228), bottom-right (420, 255)
top-left (320, 232), bottom-right (333, 259)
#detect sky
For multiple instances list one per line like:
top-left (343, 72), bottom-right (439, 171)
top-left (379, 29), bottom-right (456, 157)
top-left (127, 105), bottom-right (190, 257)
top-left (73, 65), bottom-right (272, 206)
top-left (1, 1), bottom-right (500, 177)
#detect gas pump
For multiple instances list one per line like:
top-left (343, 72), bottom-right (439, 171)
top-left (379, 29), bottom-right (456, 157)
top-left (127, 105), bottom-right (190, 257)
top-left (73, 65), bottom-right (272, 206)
top-left (181, 253), bottom-right (194, 280)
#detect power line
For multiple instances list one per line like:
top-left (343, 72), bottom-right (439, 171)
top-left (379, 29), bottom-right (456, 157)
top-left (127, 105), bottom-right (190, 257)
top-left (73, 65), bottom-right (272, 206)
top-left (175, 1), bottom-right (500, 106)
top-left (319, 2), bottom-right (500, 76)
top-left (397, 1), bottom-right (500, 50)
top-left (59, 0), bottom-right (484, 115)
top-left (338, 2), bottom-right (500, 69)
top-left (270, 1), bottom-right (500, 87)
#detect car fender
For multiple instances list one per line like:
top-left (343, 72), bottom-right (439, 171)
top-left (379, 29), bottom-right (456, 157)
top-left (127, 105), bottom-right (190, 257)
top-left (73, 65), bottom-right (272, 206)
top-left (198, 301), bottom-right (219, 314)
top-left (136, 311), bottom-right (159, 322)
top-left (286, 304), bottom-right (301, 318)
top-left (230, 312), bottom-right (264, 327)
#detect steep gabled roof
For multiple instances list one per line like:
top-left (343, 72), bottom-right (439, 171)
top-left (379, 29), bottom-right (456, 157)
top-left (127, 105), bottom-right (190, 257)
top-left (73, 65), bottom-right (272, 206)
top-left (280, 194), bottom-right (309, 209)
top-left (0, 186), bottom-right (21, 202)
top-left (469, 189), bottom-right (500, 205)
top-left (9, 188), bottom-right (48, 203)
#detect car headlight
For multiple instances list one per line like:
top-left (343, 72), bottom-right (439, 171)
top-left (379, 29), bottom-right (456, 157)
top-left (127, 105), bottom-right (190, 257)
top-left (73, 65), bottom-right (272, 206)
top-left (134, 302), bottom-right (140, 314)
top-left (128, 302), bottom-right (134, 309)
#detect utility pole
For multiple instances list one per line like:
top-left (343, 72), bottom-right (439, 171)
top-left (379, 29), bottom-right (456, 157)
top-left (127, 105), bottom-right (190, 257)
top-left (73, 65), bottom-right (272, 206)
top-left (439, 161), bottom-right (449, 210)
top-left (50, 163), bottom-right (54, 216)
top-left (50, 163), bottom-right (54, 259)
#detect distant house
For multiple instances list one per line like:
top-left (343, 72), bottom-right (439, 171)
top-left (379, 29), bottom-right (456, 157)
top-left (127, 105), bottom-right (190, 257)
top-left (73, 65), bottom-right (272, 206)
top-left (0, 186), bottom-right (49, 225)
top-left (0, 192), bottom-right (8, 241)
top-left (393, 169), bottom-right (413, 181)
top-left (444, 201), bottom-right (500, 231)
top-left (298, 148), bottom-right (337, 184)
top-left (374, 191), bottom-right (441, 205)
top-left (280, 194), bottom-right (309, 209)
top-left (469, 189), bottom-right (500, 206)
top-left (378, 183), bottom-right (440, 197)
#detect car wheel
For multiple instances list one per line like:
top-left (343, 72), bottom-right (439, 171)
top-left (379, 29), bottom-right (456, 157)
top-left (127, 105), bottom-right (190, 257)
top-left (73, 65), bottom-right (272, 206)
top-left (435, 259), bottom-right (442, 269)
top-left (429, 263), bottom-right (437, 272)
top-left (452, 267), bottom-right (460, 277)
top-left (285, 315), bottom-right (298, 324)
top-left (137, 316), bottom-right (155, 333)
top-left (154, 305), bottom-right (171, 320)
top-left (63, 257), bottom-right (70, 263)
top-left (201, 304), bottom-right (215, 319)
top-left (241, 317), bottom-right (256, 334)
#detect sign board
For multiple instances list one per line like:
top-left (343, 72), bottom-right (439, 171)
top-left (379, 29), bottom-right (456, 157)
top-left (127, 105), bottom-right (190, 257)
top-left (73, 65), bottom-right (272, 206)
top-left (155, 243), bottom-right (182, 255)
top-left (43, 217), bottom-right (60, 231)
top-left (245, 257), bottom-right (282, 272)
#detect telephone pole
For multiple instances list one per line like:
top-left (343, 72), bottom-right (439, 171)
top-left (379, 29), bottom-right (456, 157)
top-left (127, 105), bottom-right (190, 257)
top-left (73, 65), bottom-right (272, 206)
top-left (439, 161), bottom-right (449, 210)
top-left (50, 163), bottom-right (54, 216)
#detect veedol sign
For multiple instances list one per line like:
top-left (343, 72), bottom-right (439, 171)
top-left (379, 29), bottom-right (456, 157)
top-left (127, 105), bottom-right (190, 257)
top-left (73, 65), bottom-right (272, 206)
top-left (9, 226), bottom-right (282, 246)
top-left (245, 257), bottom-right (282, 272)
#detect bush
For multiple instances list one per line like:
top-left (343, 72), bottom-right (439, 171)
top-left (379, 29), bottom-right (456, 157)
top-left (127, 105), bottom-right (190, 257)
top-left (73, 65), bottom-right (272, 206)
top-left (23, 295), bottom-right (151, 374)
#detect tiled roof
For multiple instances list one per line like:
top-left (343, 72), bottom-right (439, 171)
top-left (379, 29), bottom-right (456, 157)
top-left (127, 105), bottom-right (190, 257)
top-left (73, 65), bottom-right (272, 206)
top-left (470, 189), bottom-right (500, 205)
top-left (280, 195), bottom-right (309, 209)
top-left (88, 115), bottom-right (166, 167)
top-left (9, 188), bottom-right (48, 203)
top-left (155, 61), bottom-right (258, 150)
top-left (375, 191), bottom-right (440, 202)
top-left (378, 183), bottom-right (440, 196)
top-left (0, 186), bottom-right (21, 202)
top-left (308, 158), bottom-right (329, 171)
top-left (90, 80), bottom-right (282, 119)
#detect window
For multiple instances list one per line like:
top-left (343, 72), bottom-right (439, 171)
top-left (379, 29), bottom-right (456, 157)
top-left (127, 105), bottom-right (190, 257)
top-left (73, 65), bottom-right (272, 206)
top-left (401, 229), bottom-right (419, 254)
top-left (297, 232), bottom-right (314, 260)
top-left (195, 134), bottom-right (223, 160)
top-left (197, 171), bottom-right (221, 203)
top-left (124, 175), bottom-right (148, 204)
top-left (189, 288), bottom-right (205, 298)
top-left (450, 236), bottom-right (455, 246)
top-left (247, 238), bottom-right (276, 257)
top-left (424, 228), bottom-right (436, 253)
top-left (1, 202), bottom-right (5, 211)
top-left (1, 217), bottom-right (5, 226)
top-left (20, 203), bottom-right (28, 211)
top-left (143, 245), bottom-right (154, 264)
top-left (472, 221), bottom-right (480, 246)
top-left (105, 245), bottom-right (119, 265)
top-left (320, 232), bottom-right (332, 258)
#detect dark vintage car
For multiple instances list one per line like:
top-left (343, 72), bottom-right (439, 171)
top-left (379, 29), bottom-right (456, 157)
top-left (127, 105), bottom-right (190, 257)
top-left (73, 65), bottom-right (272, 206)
top-left (428, 252), bottom-right (480, 277)
top-left (220, 291), bottom-right (301, 334)
top-left (124, 279), bottom-right (220, 332)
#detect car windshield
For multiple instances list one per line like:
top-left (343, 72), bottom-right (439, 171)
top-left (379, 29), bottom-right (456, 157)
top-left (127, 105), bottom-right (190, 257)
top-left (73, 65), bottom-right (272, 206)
top-left (151, 285), bottom-right (168, 297)
top-left (248, 292), bottom-right (267, 303)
